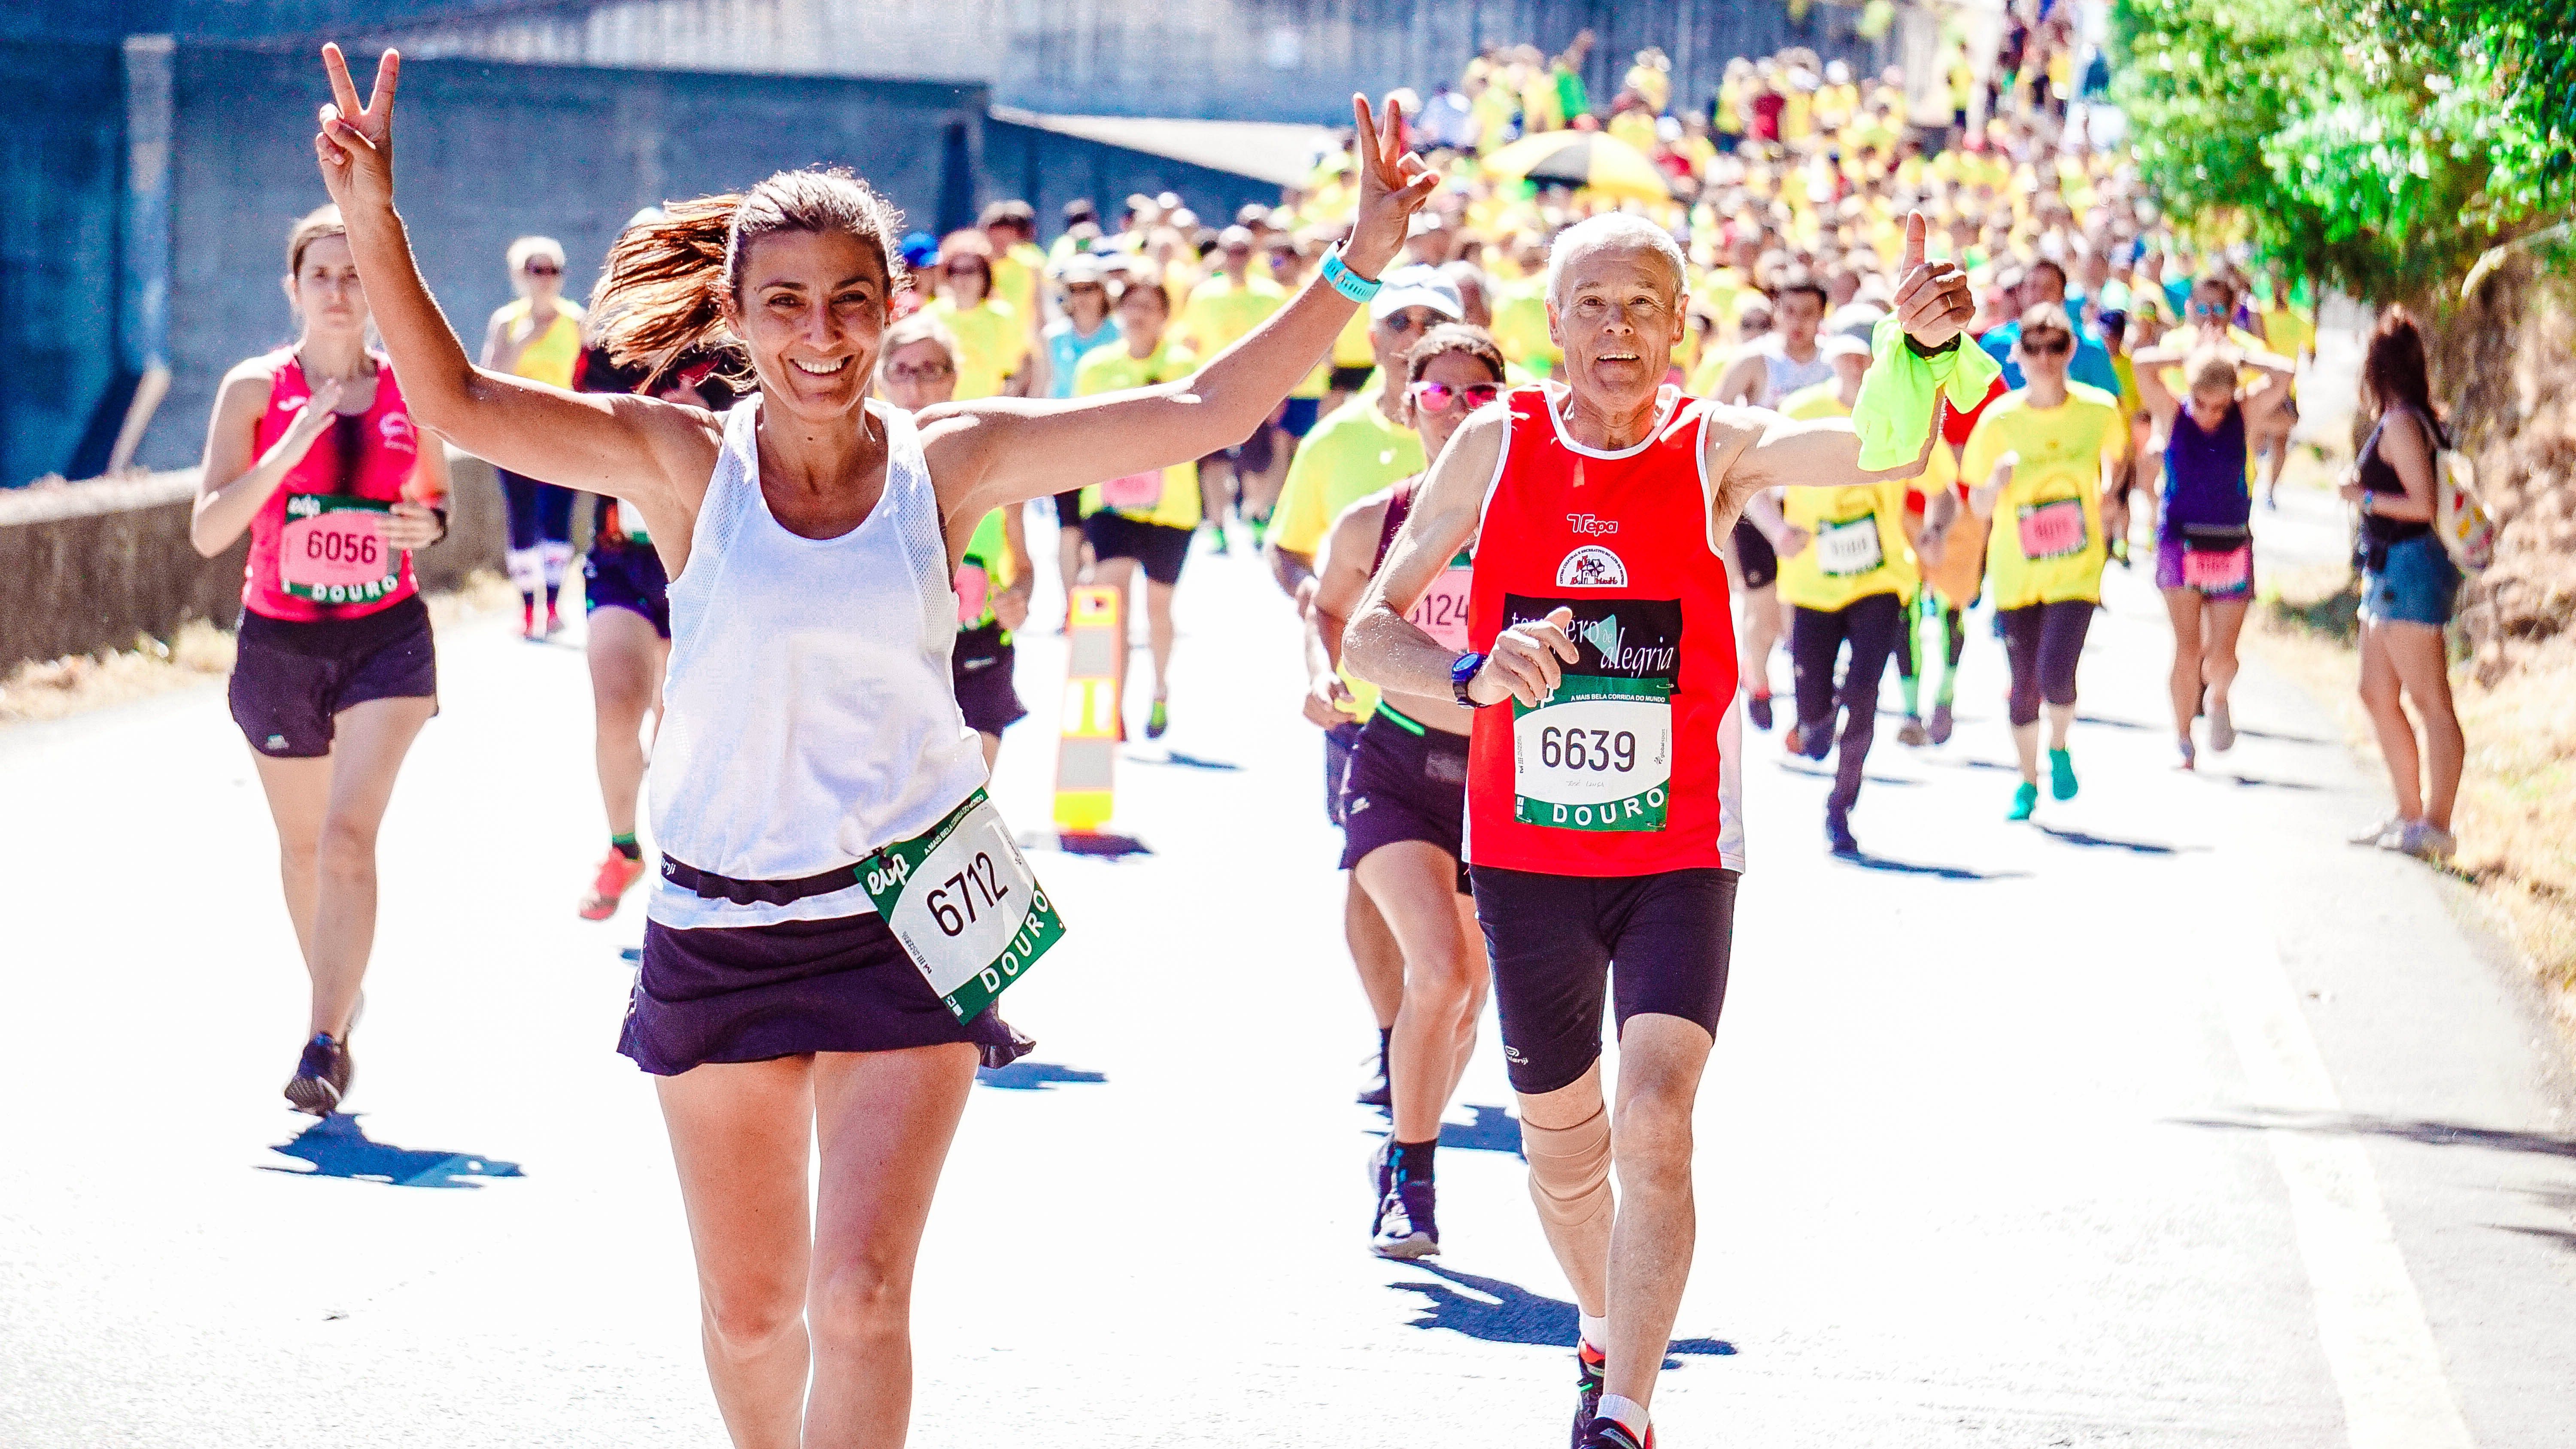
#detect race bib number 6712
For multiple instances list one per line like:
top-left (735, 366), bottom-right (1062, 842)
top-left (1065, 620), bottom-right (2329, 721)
top-left (860, 789), bottom-right (1066, 1021)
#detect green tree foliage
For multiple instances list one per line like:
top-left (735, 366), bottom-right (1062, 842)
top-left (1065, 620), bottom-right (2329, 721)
top-left (2113, 0), bottom-right (2574, 300)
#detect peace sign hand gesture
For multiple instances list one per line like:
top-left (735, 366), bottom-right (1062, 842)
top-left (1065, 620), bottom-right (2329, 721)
top-left (314, 44), bottom-right (401, 214)
top-left (1340, 93), bottom-right (1442, 280)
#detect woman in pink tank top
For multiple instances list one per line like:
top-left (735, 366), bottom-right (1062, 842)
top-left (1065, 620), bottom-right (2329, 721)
top-left (190, 203), bottom-right (451, 1116)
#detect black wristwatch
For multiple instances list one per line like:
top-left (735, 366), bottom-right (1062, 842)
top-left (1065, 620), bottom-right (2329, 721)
top-left (1451, 651), bottom-right (1488, 707)
top-left (1905, 333), bottom-right (1963, 358)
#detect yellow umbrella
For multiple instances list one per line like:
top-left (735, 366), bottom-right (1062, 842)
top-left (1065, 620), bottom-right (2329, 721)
top-left (1481, 130), bottom-right (1675, 204)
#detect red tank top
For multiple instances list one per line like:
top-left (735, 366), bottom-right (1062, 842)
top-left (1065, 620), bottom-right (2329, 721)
top-left (1464, 385), bottom-right (1744, 875)
top-left (243, 349), bottom-right (434, 622)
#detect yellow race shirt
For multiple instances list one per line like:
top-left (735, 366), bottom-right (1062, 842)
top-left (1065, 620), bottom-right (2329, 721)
top-left (1962, 384), bottom-right (2127, 609)
top-left (991, 241), bottom-right (1047, 330)
top-left (1174, 273), bottom-right (1287, 359)
top-left (497, 297), bottom-right (586, 388)
top-left (1488, 278), bottom-right (1560, 376)
top-left (1775, 383), bottom-right (1918, 610)
top-left (1074, 343), bottom-right (1201, 530)
top-left (1272, 390), bottom-right (1423, 558)
top-left (928, 296), bottom-right (1029, 400)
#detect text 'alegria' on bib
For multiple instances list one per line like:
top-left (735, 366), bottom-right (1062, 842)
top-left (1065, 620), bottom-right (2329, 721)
top-left (1505, 594), bottom-right (1680, 832)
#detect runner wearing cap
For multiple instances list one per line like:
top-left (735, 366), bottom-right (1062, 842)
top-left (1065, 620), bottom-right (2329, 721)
top-left (1175, 225), bottom-right (1288, 553)
top-left (1269, 263), bottom-right (1458, 1108)
top-left (1040, 254), bottom-right (1123, 623)
top-left (1345, 211), bottom-right (1979, 1449)
top-left (1305, 324), bottom-right (1507, 1258)
top-left (1709, 273), bottom-right (1835, 732)
top-left (311, 49), bottom-right (1436, 1443)
top-left (1739, 331), bottom-right (1924, 854)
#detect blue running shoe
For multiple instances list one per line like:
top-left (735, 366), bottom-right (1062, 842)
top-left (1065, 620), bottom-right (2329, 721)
top-left (284, 1032), bottom-right (351, 1116)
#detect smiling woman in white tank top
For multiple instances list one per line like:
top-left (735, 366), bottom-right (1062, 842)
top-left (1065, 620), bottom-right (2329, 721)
top-left (310, 43), bottom-right (1438, 1445)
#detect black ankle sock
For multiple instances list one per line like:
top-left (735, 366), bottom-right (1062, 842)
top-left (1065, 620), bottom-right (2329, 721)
top-left (543, 582), bottom-right (562, 611)
top-left (1393, 1138), bottom-right (1437, 1183)
top-left (611, 832), bottom-right (641, 861)
top-left (1377, 1027), bottom-right (1391, 1062)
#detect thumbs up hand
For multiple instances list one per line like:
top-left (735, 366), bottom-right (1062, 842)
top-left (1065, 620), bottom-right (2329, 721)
top-left (1892, 211), bottom-right (1975, 352)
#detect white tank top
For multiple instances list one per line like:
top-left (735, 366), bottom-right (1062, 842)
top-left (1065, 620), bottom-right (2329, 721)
top-left (647, 397), bottom-right (987, 929)
top-left (1757, 336), bottom-right (1836, 405)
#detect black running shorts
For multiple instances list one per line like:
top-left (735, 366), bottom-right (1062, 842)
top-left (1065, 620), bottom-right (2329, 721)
top-left (229, 596), bottom-right (438, 758)
top-left (1468, 865), bottom-right (1739, 1095)
top-left (1082, 511), bottom-right (1192, 586)
top-left (583, 540), bottom-right (671, 638)
top-left (951, 621), bottom-right (1028, 737)
top-left (1337, 708), bottom-right (1469, 894)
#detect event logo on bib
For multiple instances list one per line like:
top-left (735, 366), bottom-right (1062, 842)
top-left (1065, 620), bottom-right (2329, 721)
top-left (1556, 544), bottom-right (1628, 588)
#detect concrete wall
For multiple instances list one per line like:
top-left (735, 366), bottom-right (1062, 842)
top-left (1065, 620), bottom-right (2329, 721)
top-left (0, 39), bottom-right (128, 491)
top-left (388, 0), bottom-right (1893, 125)
top-left (140, 45), bottom-right (987, 473)
top-left (981, 121), bottom-right (1281, 243)
top-left (0, 447), bottom-right (510, 672)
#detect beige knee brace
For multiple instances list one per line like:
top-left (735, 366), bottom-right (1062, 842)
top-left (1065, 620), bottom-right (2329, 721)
top-left (1521, 1103), bottom-right (1614, 1230)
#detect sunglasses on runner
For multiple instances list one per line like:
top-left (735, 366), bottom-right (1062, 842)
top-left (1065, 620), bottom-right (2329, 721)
top-left (2021, 335), bottom-right (2072, 357)
top-left (1407, 380), bottom-right (1502, 414)
top-left (522, 264), bottom-right (561, 277)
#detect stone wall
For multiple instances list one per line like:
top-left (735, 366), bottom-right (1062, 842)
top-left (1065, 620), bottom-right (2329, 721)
top-left (0, 447), bottom-right (511, 673)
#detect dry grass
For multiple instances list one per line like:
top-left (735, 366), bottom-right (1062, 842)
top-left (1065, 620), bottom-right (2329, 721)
top-left (0, 571), bottom-right (521, 726)
top-left (2247, 566), bottom-right (2576, 1057)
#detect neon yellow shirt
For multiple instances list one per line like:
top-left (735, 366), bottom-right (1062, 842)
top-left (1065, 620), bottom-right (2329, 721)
top-left (1074, 342), bottom-right (1201, 530)
top-left (1331, 307), bottom-right (1378, 370)
top-left (1175, 272), bottom-right (1286, 358)
top-left (927, 296), bottom-right (1028, 400)
top-left (1775, 384), bottom-right (1918, 610)
top-left (497, 297), bottom-right (586, 388)
top-left (1961, 384), bottom-right (2126, 609)
top-left (990, 243), bottom-right (1046, 335)
top-left (1272, 391), bottom-right (1423, 558)
top-left (1488, 278), bottom-right (1560, 376)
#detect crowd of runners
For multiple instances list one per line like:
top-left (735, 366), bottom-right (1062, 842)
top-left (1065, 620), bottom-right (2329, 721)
top-left (174, 21), bottom-right (2490, 1448)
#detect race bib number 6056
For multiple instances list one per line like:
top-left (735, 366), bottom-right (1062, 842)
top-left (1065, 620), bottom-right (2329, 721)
top-left (860, 789), bottom-right (1066, 1021)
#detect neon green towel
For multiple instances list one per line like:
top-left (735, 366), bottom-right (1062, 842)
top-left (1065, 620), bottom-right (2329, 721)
top-left (1850, 316), bottom-right (2002, 471)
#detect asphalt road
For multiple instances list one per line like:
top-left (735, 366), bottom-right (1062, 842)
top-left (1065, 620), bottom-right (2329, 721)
top-left (4, 514), bottom-right (2572, 1448)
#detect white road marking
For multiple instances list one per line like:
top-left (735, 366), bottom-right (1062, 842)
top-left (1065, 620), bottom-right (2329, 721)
top-left (2209, 868), bottom-right (2476, 1449)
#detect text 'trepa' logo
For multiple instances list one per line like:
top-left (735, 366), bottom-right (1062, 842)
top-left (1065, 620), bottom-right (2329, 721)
top-left (1556, 545), bottom-right (1628, 588)
top-left (1566, 512), bottom-right (1617, 536)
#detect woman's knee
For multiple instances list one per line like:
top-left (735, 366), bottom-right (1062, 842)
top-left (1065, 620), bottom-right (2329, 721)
top-left (315, 815), bottom-right (379, 881)
top-left (702, 1281), bottom-right (805, 1361)
top-left (807, 1253), bottom-right (910, 1350)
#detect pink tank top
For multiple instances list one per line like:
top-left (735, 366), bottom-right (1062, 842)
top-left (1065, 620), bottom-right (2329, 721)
top-left (242, 349), bottom-right (435, 622)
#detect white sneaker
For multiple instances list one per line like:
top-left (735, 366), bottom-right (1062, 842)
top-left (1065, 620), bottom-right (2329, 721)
top-left (2385, 819), bottom-right (2458, 861)
top-left (2347, 817), bottom-right (2401, 847)
top-left (2207, 699), bottom-right (2236, 752)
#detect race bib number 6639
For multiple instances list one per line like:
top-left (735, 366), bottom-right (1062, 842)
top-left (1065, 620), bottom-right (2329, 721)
top-left (1505, 594), bottom-right (1681, 832)
top-left (860, 789), bottom-right (1066, 1021)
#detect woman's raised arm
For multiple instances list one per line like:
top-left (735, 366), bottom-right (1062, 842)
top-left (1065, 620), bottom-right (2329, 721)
top-left (920, 94), bottom-right (1439, 528)
top-left (313, 46), bottom-right (712, 515)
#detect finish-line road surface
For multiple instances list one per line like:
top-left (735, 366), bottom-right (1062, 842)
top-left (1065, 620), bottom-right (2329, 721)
top-left (5, 513), bottom-right (2573, 1447)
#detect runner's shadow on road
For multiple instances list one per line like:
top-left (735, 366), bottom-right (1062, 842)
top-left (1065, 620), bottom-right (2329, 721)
top-left (1392, 1265), bottom-right (1734, 1364)
top-left (1831, 851), bottom-right (2025, 881)
top-left (1127, 751), bottom-right (1242, 772)
top-left (2035, 825), bottom-right (2198, 856)
top-left (2218, 773), bottom-right (2324, 792)
top-left (261, 1114), bottom-right (525, 1191)
top-left (2175, 1109), bottom-right (2576, 1160)
top-left (976, 1060), bottom-right (1108, 1091)
top-left (1774, 762), bottom-right (1922, 787)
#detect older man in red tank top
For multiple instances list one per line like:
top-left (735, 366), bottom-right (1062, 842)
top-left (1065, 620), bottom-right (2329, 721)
top-left (1345, 212), bottom-right (1975, 1449)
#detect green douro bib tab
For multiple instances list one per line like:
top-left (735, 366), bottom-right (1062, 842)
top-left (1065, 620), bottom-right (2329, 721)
top-left (859, 788), bottom-right (1065, 1022)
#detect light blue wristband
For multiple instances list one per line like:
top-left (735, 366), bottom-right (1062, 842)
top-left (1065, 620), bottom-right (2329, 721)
top-left (1321, 249), bottom-right (1382, 304)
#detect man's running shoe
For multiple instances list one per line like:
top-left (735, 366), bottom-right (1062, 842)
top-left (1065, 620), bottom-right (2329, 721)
top-left (1356, 1048), bottom-right (1391, 1107)
top-left (1745, 691), bottom-right (1774, 731)
top-left (1569, 1341), bottom-right (1607, 1449)
top-left (2347, 815), bottom-right (2402, 847)
top-left (283, 1032), bottom-right (352, 1116)
top-left (579, 849), bottom-right (648, 921)
top-left (1928, 701), bottom-right (1954, 744)
top-left (1370, 1178), bottom-right (1439, 1259)
top-left (1792, 719), bottom-right (1831, 762)
top-left (1897, 713), bottom-right (1928, 747)
top-left (1145, 698), bottom-right (1170, 739)
top-left (2008, 780), bottom-right (2039, 822)
top-left (1577, 1416), bottom-right (1651, 1449)
top-left (2048, 746), bottom-right (2079, 800)
top-left (1825, 802), bottom-right (1859, 857)
top-left (2208, 699), bottom-right (2237, 752)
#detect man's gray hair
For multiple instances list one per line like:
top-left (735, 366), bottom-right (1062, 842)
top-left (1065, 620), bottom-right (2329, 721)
top-left (1545, 215), bottom-right (1688, 309)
